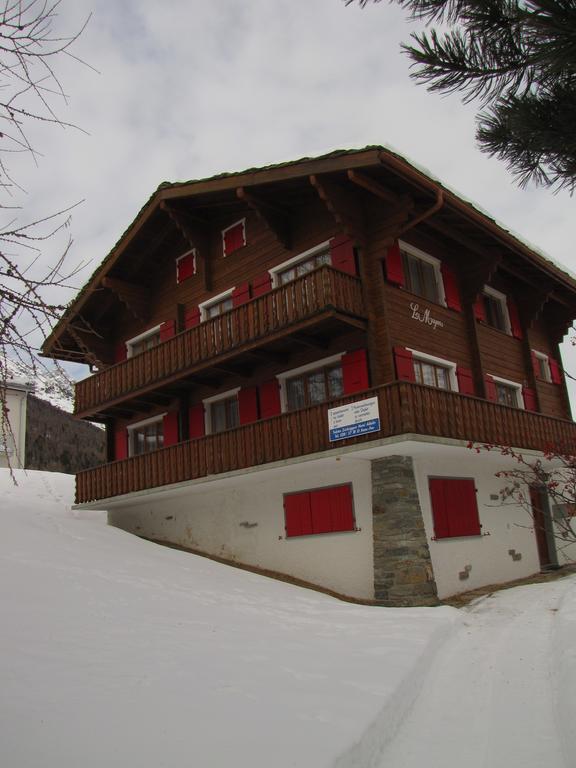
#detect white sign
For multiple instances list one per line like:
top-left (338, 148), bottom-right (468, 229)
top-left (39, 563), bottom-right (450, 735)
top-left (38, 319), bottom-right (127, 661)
top-left (328, 397), bottom-right (380, 442)
top-left (410, 302), bottom-right (444, 331)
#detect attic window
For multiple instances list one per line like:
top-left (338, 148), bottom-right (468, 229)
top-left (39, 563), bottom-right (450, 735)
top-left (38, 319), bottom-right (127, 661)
top-left (222, 219), bottom-right (246, 257)
top-left (176, 250), bottom-right (196, 283)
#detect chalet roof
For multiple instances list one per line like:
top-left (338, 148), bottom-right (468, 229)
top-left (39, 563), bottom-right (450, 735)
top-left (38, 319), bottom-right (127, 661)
top-left (42, 144), bottom-right (576, 361)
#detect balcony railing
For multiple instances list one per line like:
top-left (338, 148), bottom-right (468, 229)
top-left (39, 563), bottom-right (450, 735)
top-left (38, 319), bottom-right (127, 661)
top-left (76, 382), bottom-right (576, 503)
top-left (75, 267), bottom-right (366, 417)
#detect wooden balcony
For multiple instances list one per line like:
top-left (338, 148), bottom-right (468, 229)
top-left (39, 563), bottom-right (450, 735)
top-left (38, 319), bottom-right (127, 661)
top-left (76, 382), bottom-right (576, 504)
top-left (75, 267), bottom-right (367, 418)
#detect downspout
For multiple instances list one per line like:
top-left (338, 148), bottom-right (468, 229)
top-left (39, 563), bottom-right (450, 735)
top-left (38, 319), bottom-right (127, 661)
top-left (398, 187), bottom-right (444, 235)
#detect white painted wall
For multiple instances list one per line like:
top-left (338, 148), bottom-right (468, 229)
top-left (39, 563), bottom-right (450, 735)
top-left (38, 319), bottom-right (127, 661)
top-left (0, 386), bottom-right (28, 469)
top-left (108, 456), bottom-right (376, 600)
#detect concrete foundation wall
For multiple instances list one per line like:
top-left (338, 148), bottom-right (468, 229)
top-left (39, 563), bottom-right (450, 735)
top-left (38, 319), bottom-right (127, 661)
top-left (108, 458), bottom-right (376, 601)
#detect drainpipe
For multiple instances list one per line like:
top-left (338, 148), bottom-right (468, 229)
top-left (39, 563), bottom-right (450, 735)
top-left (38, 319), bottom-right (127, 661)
top-left (398, 187), bottom-right (444, 235)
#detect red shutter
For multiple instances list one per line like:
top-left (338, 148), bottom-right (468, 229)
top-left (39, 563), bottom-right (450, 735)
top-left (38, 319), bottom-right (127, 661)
top-left (284, 492), bottom-right (313, 537)
top-left (223, 221), bottom-right (245, 257)
top-left (523, 386), bottom-right (538, 412)
top-left (160, 320), bottom-right (176, 341)
top-left (311, 487), bottom-right (333, 534)
top-left (485, 374), bottom-right (497, 402)
top-left (163, 412), bottom-right (179, 447)
top-left (531, 351), bottom-right (541, 378)
top-left (441, 263), bottom-right (462, 312)
top-left (473, 296), bottom-right (486, 322)
top-left (384, 241), bottom-right (404, 286)
top-left (114, 424), bottom-right (128, 461)
top-left (429, 478), bottom-right (480, 538)
top-left (188, 403), bottom-right (205, 439)
top-left (252, 273), bottom-right (272, 298)
top-left (507, 298), bottom-right (523, 339)
top-left (456, 367), bottom-right (475, 396)
top-left (329, 234), bottom-right (356, 275)
top-left (342, 349), bottom-right (369, 394)
top-left (394, 346), bottom-right (416, 382)
top-left (259, 379), bottom-right (282, 419)
top-left (185, 306), bottom-right (201, 329)
top-left (328, 485), bottom-right (354, 532)
top-left (231, 282), bottom-right (251, 307)
top-left (176, 252), bottom-right (195, 283)
top-left (549, 358), bottom-right (562, 385)
top-left (238, 387), bottom-right (258, 425)
top-left (114, 342), bottom-right (127, 364)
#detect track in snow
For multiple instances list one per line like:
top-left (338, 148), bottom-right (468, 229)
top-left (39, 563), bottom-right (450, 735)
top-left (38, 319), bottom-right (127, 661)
top-left (378, 579), bottom-right (573, 768)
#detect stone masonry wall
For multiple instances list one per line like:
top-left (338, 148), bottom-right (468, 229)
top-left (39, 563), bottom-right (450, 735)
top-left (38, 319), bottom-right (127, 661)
top-left (372, 455), bottom-right (439, 606)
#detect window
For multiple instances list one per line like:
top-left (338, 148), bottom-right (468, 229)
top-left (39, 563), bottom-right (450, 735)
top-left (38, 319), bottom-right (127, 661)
top-left (277, 249), bottom-right (331, 286)
top-left (199, 289), bottom-right (235, 321)
top-left (413, 358), bottom-right (452, 391)
top-left (285, 363), bottom-right (344, 410)
top-left (401, 246), bottom-right (441, 303)
top-left (128, 416), bottom-right (164, 457)
top-left (429, 477), bottom-right (481, 539)
top-left (532, 350), bottom-right (552, 383)
top-left (222, 219), bottom-right (246, 257)
top-left (176, 250), bottom-right (195, 283)
top-left (481, 287), bottom-right (510, 333)
top-left (126, 326), bottom-right (162, 358)
top-left (495, 380), bottom-right (520, 408)
top-left (284, 484), bottom-right (355, 537)
top-left (210, 395), bottom-right (239, 434)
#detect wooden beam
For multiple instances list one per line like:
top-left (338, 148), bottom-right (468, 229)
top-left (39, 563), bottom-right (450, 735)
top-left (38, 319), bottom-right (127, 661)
top-left (66, 325), bottom-right (111, 369)
top-left (161, 201), bottom-right (212, 291)
top-left (236, 187), bottom-right (291, 249)
top-left (291, 332), bottom-right (329, 351)
top-left (309, 174), bottom-right (366, 246)
top-left (347, 169), bottom-right (398, 204)
top-left (101, 277), bottom-right (150, 323)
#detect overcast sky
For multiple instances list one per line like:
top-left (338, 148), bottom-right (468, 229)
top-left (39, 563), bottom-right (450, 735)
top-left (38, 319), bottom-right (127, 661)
top-left (12, 0), bottom-right (576, 402)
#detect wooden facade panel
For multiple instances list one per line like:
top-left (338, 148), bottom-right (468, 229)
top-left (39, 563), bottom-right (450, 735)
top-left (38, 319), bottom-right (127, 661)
top-left (477, 324), bottom-right (526, 382)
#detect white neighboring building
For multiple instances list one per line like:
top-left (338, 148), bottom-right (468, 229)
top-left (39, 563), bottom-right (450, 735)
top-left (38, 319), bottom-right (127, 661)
top-left (0, 379), bottom-right (34, 469)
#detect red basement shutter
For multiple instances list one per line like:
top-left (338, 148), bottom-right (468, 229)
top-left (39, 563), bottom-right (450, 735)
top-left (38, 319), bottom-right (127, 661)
top-left (485, 374), bottom-right (497, 402)
top-left (252, 273), bottom-right (273, 298)
top-left (163, 412), bottom-right (179, 447)
top-left (114, 424), bottom-right (128, 461)
top-left (342, 349), bottom-right (370, 394)
top-left (507, 298), bottom-right (523, 339)
top-left (531, 351), bottom-right (541, 378)
top-left (429, 478), bottom-right (480, 538)
top-left (160, 320), bottom-right (176, 342)
top-left (238, 386), bottom-right (258, 425)
top-left (176, 252), bottom-right (195, 283)
top-left (223, 221), bottom-right (246, 257)
top-left (393, 346), bottom-right (416, 382)
top-left (440, 263), bottom-right (462, 311)
top-left (231, 282), bottom-right (251, 307)
top-left (428, 477), bottom-right (450, 539)
top-left (326, 485), bottom-right (354, 533)
top-left (549, 358), bottom-right (562, 385)
top-left (384, 241), bottom-right (404, 286)
top-left (329, 234), bottom-right (357, 275)
top-left (259, 379), bottom-right (282, 419)
top-left (188, 403), bottom-right (205, 439)
top-left (311, 487), bottom-right (333, 534)
top-left (473, 296), bottom-right (486, 322)
top-left (184, 306), bottom-right (201, 329)
top-left (522, 386), bottom-right (538, 412)
top-left (114, 342), bottom-right (127, 364)
top-left (456, 366), bottom-right (475, 396)
top-left (284, 492), bottom-right (313, 537)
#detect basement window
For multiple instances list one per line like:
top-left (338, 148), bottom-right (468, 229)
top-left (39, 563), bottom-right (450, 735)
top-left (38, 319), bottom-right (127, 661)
top-left (284, 484), bottom-right (355, 537)
top-left (429, 477), bottom-right (481, 539)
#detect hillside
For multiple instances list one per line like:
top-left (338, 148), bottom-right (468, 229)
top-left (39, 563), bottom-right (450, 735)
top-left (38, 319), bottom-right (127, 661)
top-left (4, 358), bottom-right (74, 412)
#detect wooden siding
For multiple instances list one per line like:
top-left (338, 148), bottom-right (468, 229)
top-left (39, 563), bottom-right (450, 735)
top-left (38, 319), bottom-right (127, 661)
top-left (76, 382), bottom-right (576, 504)
top-left (75, 267), bottom-right (366, 416)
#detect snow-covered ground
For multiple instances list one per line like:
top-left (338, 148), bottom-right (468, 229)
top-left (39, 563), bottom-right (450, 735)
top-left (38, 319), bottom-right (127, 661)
top-left (1, 470), bottom-right (575, 768)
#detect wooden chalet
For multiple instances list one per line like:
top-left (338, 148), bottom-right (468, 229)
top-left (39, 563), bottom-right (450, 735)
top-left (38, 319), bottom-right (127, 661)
top-left (43, 146), bottom-right (576, 605)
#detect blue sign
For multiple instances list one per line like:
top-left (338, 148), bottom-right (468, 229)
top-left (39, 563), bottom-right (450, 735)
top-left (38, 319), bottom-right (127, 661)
top-left (328, 397), bottom-right (380, 443)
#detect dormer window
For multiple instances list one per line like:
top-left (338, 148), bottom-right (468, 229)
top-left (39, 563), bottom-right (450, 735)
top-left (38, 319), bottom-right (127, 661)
top-left (222, 219), bottom-right (246, 257)
top-left (176, 250), bottom-right (196, 283)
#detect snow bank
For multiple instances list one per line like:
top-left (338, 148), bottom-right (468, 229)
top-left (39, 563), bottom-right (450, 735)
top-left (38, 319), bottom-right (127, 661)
top-left (0, 470), bottom-right (456, 768)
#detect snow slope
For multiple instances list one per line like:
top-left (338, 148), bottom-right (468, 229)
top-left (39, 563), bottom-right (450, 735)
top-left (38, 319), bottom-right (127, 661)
top-left (2, 470), bottom-right (575, 768)
top-left (5, 358), bottom-right (74, 412)
top-left (0, 470), bottom-right (454, 768)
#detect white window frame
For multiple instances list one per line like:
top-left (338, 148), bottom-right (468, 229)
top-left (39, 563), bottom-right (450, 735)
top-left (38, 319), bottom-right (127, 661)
top-left (407, 348), bottom-right (458, 392)
top-left (491, 375), bottom-right (524, 409)
top-left (198, 288), bottom-right (235, 322)
top-left (481, 285), bottom-right (512, 335)
top-left (399, 240), bottom-right (447, 307)
top-left (202, 387), bottom-right (241, 435)
top-left (222, 218), bottom-right (246, 258)
top-left (276, 353), bottom-right (344, 413)
top-left (269, 240), bottom-right (331, 288)
top-left (125, 324), bottom-right (162, 358)
top-left (176, 248), bottom-right (196, 283)
top-left (127, 413), bottom-right (166, 457)
top-left (532, 350), bottom-right (552, 383)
